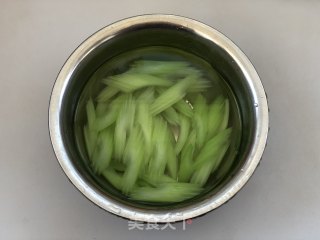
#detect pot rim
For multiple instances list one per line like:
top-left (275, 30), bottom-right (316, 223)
top-left (49, 14), bottom-right (269, 223)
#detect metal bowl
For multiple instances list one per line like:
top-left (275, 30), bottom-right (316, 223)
top-left (49, 14), bottom-right (268, 222)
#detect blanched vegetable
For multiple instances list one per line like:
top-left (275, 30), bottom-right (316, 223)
top-left (130, 60), bottom-right (190, 76)
top-left (136, 102), bottom-right (153, 162)
top-left (141, 173), bottom-right (177, 187)
top-left (166, 132), bottom-right (178, 179)
top-left (191, 143), bottom-right (230, 186)
top-left (178, 141), bottom-right (195, 182)
top-left (113, 94), bottom-right (135, 160)
top-left (103, 73), bottom-right (172, 92)
top-left (122, 126), bottom-right (145, 194)
top-left (93, 104), bottom-right (118, 131)
top-left (148, 118), bottom-right (169, 179)
top-left (207, 96), bottom-right (228, 139)
top-left (102, 168), bottom-right (123, 190)
top-left (193, 94), bottom-right (208, 149)
top-left (83, 125), bottom-right (97, 158)
top-left (193, 128), bottom-right (232, 169)
top-left (80, 59), bottom-right (234, 203)
top-left (130, 182), bottom-right (203, 202)
top-left (150, 76), bottom-right (197, 115)
top-left (162, 107), bottom-right (180, 126)
top-left (175, 115), bottom-right (191, 155)
top-left (86, 98), bottom-right (96, 130)
top-left (173, 99), bottom-right (193, 118)
top-left (91, 127), bottom-right (113, 173)
top-left (96, 86), bottom-right (119, 102)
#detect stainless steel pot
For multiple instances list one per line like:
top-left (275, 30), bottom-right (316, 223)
top-left (49, 14), bottom-right (269, 222)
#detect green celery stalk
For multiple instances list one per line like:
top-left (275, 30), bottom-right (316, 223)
top-left (175, 115), bottom-right (191, 155)
top-left (83, 125), bottom-right (98, 159)
top-left (86, 98), bottom-right (96, 130)
top-left (173, 99), bottom-right (193, 118)
top-left (137, 87), bottom-right (155, 102)
top-left (193, 128), bottom-right (232, 169)
top-left (94, 95), bottom-right (126, 131)
top-left (214, 145), bottom-right (237, 176)
top-left (96, 86), bottom-right (119, 102)
top-left (207, 96), bottom-right (227, 139)
top-left (131, 61), bottom-right (208, 89)
top-left (102, 168), bottom-right (123, 191)
top-left (113, 122), bottom-right (127, 161)
top-left (166, 130), bottom-right (178, 179)
top-left (186, 76), bottom-right (211, 93)
top-left (103, 73), bottom-right (172, 93)
top-left (190, 142), bottom-right (230, 186)
top-left (130, 60), bottom-right (190, 76)
top-left (136, 179), bottom-right (153, 187)
top-left (162, 107), bottom-right (180, 126)
top-left (93, 106), bottom-right (118, 131)
top-left (140, 173), bottom-right (177, 187)
top-left (130, 182), bottom-right (203, 203)
top-left (95, 102), bottom-right (109, 117)
top-left (178, 130), bottom-right (196, 182)
top-left (178, 142), bottom-right (195, 182)
top-left (148, 118), bottom-right (169, 179)
top-left (110, 159), bottom-right (126, 172)
top-left (122, 126), bottom-right (145, 194)
top-left (91, 128), bottom-right (113, 173)
top-left (136, 102), bottom-right (153, 163)
top-left (193, 94), bottom-right (208, 149)
top-left (164, 68), bottom-right (202, 80)
top-left (150, 76), bottom-right (197, 115)
top-left (113, 94), bottom-right (135, 160)
top-left (220, 99), bottom-right (230, 130)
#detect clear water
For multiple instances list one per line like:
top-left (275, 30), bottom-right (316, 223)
top-left (74, 46), bottom-right (242, 205)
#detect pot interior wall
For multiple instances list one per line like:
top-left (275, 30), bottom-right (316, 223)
top-left (60, 24), bottom-right (256, 210)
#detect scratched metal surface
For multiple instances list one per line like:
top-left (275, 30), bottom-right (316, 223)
top-left (1, 1), bottom-right (320, 239)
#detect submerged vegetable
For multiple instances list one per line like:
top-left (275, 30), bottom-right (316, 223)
top-left (130, 182), bottom-right (203, 203)
top-left (103, 73), bottom-right (172, 92)
top-left (150, 76), bottom-right (196, 115)
top-left (122, 126), bottom-right (145, 194)
top-left (80, 59), bottom-right (234, 203)
top-left (178, 129), bottom-right (197, 182)
top-left (193, 94), bottom-right (208, 149)
top-left (91, 127), bottom-right (113, 173)
top-left (175, 115), bottom-right (191, 155)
